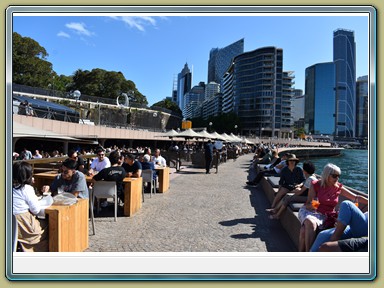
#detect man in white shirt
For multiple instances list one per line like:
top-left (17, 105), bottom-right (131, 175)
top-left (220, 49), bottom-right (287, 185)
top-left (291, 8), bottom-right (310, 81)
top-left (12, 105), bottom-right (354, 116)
top-left (88, 148), bottom-right (111, 175)
top-left (153, 149), bottom-right (167, 167)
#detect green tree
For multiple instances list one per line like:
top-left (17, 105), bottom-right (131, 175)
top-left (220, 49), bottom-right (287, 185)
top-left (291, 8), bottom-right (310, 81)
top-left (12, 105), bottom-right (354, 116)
top-left (70, 68), bottom-right (147, 104)
top-left (12, 32), bottom-right (55, 88)
top-left (152, 99), bottom-right (182, 116)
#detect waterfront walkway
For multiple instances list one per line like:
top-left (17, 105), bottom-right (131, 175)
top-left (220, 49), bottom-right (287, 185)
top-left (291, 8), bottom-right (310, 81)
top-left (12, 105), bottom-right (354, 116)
top-left (86, 154), bottom-right (297, 252)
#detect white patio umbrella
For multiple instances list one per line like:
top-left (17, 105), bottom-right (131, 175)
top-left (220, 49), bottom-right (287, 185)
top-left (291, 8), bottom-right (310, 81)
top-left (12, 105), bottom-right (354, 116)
top-left (230, 133), bottom-right (243, 142)
top-left (196, 129), bottom-right (214, 140)
top-left (221, 133), bottom-right (235, 142)
top-left (209, 131), bottom-right (226, 141)
top-left (177, 128), bottom-right (201, 139)
top-left (156, 129), bottom-right (180, 138)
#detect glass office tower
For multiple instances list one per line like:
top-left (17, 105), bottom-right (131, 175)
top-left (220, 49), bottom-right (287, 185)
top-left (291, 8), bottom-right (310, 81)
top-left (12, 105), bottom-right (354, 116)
top-left (228, 46), bottom-right (292, 137)
top-left (208, 39), bottom-right (244, 88)
top-left (304, 62), bottom-right (336, 135)
top-left (333, 29), bottom-right (356, 138)
top-left (177, 63), bottom-right (192, 114)
top-left (356, 75), bottom-right (368, 138)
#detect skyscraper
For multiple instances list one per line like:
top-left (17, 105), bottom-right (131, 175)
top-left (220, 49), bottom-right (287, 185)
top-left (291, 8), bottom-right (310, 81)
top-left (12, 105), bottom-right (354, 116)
top-left (224, 46), bottom-right (293, 137)
top-left (333, 28), bottom-right (356, 138)
top-left (207, 39), bottom-right (244, 88)
top-left (356, 75), bottom-right (368, 138)
top-left (177, 63), bottom-right (192, 113)
top-left (304, 62), bottom-right (336, 135)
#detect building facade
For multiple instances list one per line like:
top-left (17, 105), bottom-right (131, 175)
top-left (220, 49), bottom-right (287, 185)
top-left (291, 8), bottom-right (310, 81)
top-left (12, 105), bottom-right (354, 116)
top-left (207, 39), bottom-right (244, 89)
top-left (304, 62), bottom-right (336, 135)
top-left (224, 46), bottom-right (293, 137)
top-left (356, 75), bottom-right (368, 138)
top-left (333, 28), bottom-right (356, 138)
top-left (177, 63), bottom-right (192, 114)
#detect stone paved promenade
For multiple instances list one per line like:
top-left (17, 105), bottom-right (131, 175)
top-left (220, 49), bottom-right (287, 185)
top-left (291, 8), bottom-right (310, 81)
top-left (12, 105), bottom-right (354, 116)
top-left (86, 154), bottom-right (296, 252)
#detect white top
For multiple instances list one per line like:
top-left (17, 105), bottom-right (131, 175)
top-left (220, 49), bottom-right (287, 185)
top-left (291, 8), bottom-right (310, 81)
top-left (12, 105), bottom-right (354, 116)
top-left (90, 157), bottom-right (111, 171)
top-left (13, 184), bottom-right (41, 215)
top-left (152, 155), bottom-right (167, 167)
top-left (304, 175), bottom-right (317, 188)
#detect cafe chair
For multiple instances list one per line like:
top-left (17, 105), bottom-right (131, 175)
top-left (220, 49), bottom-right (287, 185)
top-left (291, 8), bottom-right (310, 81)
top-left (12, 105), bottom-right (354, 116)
top-left (93, 181), bottom-right (118, 222)
top-left (142, 170), bottom-right (156, 199)
top-left (88, 188), bottom-right (95, 235)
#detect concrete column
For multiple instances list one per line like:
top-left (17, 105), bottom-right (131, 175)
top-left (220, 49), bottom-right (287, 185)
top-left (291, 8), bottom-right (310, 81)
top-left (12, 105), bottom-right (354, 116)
top-left (99, 138), bottom-right (106, 147)
top-left (63, 141), bottom-right (69, 155)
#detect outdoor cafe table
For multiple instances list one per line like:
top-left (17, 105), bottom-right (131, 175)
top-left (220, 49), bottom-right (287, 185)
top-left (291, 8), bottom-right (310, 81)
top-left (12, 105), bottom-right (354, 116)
top-left (44, 198), bottom-right (88, 252)
top-left (33, 171), bottom-right (143, 217)
top-left (155, 166), bottom-right (170, 193)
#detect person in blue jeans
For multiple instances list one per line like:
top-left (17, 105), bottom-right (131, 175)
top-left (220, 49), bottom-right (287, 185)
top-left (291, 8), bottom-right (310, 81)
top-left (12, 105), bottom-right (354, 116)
top-left (310, 200), bottom-right (368, 252)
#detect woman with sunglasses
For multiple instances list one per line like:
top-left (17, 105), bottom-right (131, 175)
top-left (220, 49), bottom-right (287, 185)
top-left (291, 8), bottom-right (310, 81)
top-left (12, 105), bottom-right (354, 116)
top-left (298, 163), bottom-right (364, 252)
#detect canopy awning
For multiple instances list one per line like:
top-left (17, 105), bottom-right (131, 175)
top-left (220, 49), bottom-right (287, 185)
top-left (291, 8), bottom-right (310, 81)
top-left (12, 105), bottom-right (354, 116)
top-left (13, 122), bottom-right (98, 144)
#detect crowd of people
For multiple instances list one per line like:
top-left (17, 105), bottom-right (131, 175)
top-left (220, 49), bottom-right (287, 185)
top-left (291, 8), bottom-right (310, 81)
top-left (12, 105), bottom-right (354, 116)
top-left (12, 145), bottom-right (170, 251)
top-left (247, 144), bottom-right (369, 253)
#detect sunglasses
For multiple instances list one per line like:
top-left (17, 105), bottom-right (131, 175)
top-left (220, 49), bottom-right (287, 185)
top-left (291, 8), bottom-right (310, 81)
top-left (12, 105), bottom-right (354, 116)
top-left (331, 173), bottom-right (340, 179)
top-left (62, 169), bottom-right (73, 175)
top-left (98, 153), bottom-right (105, 156)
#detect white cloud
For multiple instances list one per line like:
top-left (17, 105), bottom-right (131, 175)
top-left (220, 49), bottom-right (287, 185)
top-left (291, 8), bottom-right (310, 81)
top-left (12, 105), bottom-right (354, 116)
top-left (65, 22), bottom-right (94, 36)
top-left (57, 31), bottom-right (70, 38)
top-left (110, 16), bottom-right (162, 32)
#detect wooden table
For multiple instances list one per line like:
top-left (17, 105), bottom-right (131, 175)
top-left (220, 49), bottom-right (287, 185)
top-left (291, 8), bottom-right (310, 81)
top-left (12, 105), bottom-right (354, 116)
top-left (45, 198), bottom-right (88, 252)
top-left (33, 171), bottom-right (143, 217)
top-left (155, 166), bottom-right (170, 193)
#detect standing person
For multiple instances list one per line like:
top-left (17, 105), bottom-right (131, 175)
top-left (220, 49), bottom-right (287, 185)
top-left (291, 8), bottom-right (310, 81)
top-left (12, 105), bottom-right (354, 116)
top-left (204, 140), bottom-right (214, 174)
top-left (18, 100), bottom-right (28, 115)
top-left (41, 158), bottom-right (89, 199)
top-left (297, 163), bottom-right (365, 252)
top-left (88, 148), bottom-right (111, 176)
top-left (13, 161), bottom-right (49, 252)
top-left (93, 150), bottom-right (127, 204)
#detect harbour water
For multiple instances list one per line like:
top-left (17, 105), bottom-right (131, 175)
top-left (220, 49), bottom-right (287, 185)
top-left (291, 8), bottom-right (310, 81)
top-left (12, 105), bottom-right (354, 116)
top-left (302, 149), bottom-right (369, 194)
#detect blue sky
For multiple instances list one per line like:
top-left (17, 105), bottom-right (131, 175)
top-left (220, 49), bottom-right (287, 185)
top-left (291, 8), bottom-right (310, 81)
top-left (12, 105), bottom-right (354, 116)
top-left (13, 13), bottom-right (370, 106)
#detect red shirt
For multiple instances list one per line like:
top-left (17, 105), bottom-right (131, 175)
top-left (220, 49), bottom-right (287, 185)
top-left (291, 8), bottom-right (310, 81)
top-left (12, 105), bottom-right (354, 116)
top-left (312, 180), bottom-right (342, 215)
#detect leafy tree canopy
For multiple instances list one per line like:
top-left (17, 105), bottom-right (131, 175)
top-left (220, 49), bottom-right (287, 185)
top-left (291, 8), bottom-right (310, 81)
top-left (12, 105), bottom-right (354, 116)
top-left (152, 99), bottom-right (182, 115)
top-left (12, 32), bottom-right (148, 105)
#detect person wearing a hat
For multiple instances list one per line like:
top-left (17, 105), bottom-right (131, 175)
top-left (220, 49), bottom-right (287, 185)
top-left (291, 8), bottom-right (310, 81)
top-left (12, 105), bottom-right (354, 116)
top-left (267, 154), bottom-right (305, 211)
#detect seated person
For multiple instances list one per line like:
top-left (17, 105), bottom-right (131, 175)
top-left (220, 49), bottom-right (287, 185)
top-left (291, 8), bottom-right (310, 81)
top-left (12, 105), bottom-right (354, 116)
top-left (88, 148), bottom-right (111, 176)
top-left (310, 199), bottom-right (368, 252)
top-left (68, 149), bottom-right (86, 174)
top-left (247, 153), bottom-right (290, 186)
top-left (13, 161), bottom-right (49, 252)
top-left (153, 148), bottom-right (167, 167)
top-left (141, 154), bottom-right (157, 192)
top-left (268, 161), bottom-right (316, 219)
top-left (267, 154), bottom-right (305, 211)
top-left (93, 150), bottom-right (127, 204)
top-left (122, 153), bottom-right (142, 178)
top-left (42, 158), bottom-right (89, 199)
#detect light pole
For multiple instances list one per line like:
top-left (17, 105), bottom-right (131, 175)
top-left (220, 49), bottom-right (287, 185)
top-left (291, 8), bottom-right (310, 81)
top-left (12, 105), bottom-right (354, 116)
top-left (234, 125), bottom-right (238, 135)
top-left (209, 122), bottom-right (213, 133)
top-left (73, 90), bottom-right (81, 123)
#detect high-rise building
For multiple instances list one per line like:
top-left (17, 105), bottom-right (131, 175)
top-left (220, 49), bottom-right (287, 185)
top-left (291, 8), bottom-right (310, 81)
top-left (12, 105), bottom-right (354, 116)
top-left (291, 89), bottom-right (304, 122)
top-left (205, 82), bottom-right (220, 100)
top-left (208, 39), bottom-right (244, 88)
top-left (182, 82), bottom-right (205, 119)
top-left (333, 29), bottom-right (356, 138)
top-left (356, 75), bottom-right (368, 138)
top-left (304, 62), bottom-right (336, 135)
top-left (177, 63), bottom-right (192, 113)
top-left (224, 46), bottom-right (293, 137)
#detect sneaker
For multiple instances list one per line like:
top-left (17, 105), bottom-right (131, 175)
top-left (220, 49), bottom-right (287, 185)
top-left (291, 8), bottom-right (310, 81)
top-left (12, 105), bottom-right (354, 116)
top-left (100, 200), bottom-right (108, 208)
top-left (246, 181), bottom-right (257, 186)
